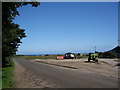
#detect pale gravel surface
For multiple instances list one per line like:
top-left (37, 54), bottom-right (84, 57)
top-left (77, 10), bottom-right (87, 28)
top-left (13, 59), bottom-right (58, 88)
top-left (32, 59), bottom-right (118, 79)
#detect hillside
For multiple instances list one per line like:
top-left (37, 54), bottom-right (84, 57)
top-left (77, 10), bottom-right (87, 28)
top-left (108, 46), bottom-right (120, 58)
top-left (110, 46), bottom-right (120, 53)
top-left (98, 46), bottom-right (120, 58)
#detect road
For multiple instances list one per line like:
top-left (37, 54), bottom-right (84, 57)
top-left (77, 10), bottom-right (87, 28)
top-left (14, 58), bottom-right (118, 88)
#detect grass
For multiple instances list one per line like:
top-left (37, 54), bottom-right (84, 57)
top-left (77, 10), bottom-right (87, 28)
top-left (2, 66), bottom-right (14, 88)
top-left (15, 55), bottom-right (57, 60)
top-left (0, 68), bottom-right (2, 89)
top-left (2, 57), bottom-right (15, 89)
top-left (15, 55), bottom-right (88, 60)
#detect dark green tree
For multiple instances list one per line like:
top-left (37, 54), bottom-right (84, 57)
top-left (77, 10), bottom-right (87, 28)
top-left (2, 2), bottom-right (40, 67)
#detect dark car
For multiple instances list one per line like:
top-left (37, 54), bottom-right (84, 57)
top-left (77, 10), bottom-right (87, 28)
top-left (64, 53), bottom-right (76, 59)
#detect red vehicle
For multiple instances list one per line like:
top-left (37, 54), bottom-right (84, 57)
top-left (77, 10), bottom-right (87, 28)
top-left (56, 56), bottom-right (64, 60)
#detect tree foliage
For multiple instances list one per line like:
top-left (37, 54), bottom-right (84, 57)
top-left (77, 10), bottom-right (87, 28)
top-left (2, 2), bottom-right (40, 67)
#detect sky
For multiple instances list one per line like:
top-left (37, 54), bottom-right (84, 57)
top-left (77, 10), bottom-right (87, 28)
top-left (13, 2), bottom-right (118, 55)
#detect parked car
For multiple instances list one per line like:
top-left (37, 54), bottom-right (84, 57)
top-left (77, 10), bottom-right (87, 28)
top-left (64, 53), bottom-right (76, 59)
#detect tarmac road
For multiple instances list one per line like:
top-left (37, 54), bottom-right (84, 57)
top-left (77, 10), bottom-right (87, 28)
top-left (14, 58), bottom-right (118, 88)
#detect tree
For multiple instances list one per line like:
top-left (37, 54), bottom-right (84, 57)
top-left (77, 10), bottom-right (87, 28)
top-left (2, 2), bottom-right (40, 67)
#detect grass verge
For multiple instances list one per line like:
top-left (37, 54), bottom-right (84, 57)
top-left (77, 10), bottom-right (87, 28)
top-left (0, 68), bottom-right (2, 89)
top-left (2, 66), bottom-right (14, 88)
top-left (36, 61), bottom-right (77, 69)
top-left (2, 57), bottom-right (15, 88)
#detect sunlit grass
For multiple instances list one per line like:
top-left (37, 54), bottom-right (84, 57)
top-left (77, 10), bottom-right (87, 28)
top-left (2, 66), bottom-right (14, 88)
top-left (0, 68), bottom-right (2, 89)
top-left (2, 57), bottom-right (15, 88)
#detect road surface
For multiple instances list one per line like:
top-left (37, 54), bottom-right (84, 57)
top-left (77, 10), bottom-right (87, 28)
top-left (14, 58), bottom-right (118, 88)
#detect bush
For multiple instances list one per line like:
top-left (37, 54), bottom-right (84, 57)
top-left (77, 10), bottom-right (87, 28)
top-left (3, 57), bottom-right (14, 67)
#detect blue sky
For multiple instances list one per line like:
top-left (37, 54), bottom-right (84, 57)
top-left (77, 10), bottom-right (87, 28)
top-left (13, 2), bottom-right (118, 55)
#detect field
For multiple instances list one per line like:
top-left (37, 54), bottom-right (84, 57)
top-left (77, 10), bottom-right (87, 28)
top-left (15, 54), bottom-right (88, 60)
top-left (15, 55), bottom-right (57, 60)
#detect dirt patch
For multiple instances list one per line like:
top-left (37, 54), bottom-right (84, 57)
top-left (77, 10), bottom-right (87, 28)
top-left (13, 59), bottom-right (58, 88)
